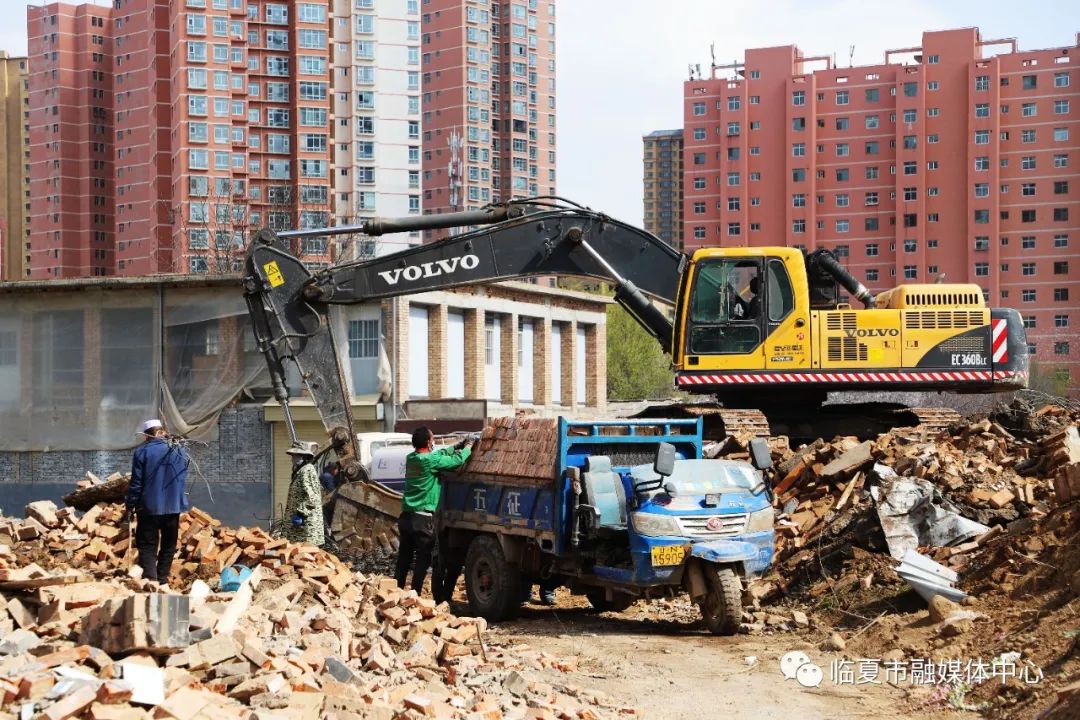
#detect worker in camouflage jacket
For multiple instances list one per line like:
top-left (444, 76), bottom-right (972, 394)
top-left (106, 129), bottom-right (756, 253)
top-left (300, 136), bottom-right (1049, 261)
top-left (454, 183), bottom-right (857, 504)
top-left (284, 442), bottom-right (325, 547)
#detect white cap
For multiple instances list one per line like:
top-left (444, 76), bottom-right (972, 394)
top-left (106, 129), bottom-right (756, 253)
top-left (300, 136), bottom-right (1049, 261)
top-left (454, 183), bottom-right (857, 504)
top-left (140, 419), bottom-right (163, 434)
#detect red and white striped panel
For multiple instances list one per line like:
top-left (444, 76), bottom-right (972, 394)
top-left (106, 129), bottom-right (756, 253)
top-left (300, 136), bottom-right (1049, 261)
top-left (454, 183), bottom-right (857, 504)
top-left (676, 370), bottom-right (1022, 386)
top-left (991, 318), bottom-right (1008, 363)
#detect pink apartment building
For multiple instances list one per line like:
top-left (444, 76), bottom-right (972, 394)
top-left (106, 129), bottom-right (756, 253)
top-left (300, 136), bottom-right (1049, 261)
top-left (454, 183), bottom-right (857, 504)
top-left (27, 0), bottom-right (333, 278)
top-left (420, 1), bottom-right (556, 238)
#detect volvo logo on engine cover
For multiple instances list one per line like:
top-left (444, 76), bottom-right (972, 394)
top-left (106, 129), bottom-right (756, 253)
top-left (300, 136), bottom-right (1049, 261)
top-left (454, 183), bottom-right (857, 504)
top-left (377, 254), bottom-right (480, 286)
top-left (843, 328), bottom-right (900, 338)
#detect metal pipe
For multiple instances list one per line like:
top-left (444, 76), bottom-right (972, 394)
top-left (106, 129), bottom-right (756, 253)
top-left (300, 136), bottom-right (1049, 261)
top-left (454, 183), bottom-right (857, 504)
top-left (276, 205), bottom-right (517, 239)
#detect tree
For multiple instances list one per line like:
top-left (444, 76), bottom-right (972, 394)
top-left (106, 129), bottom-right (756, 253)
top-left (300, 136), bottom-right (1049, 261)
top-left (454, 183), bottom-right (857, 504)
top-left (1028, 360), bottom-right (1073, 398)
top-left (606, 304), bottom-right (676, 401)
top-left (168, 182), bottom-right (335, 274)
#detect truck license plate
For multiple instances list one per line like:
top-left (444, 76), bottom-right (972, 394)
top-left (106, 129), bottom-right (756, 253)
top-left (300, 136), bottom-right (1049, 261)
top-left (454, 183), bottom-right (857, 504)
top-left (650, 545), bottom-right (688, 567)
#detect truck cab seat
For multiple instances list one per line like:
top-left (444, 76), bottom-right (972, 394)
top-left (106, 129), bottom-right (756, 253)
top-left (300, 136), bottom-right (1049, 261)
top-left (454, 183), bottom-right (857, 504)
top-left (582, 456), bottom-right (626, 529)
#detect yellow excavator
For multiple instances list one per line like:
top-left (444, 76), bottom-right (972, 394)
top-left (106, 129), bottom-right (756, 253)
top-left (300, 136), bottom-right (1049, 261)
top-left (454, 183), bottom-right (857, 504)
top-left (244, 197), bottom-right (1027, 452)
top-left (242, 197), bottom-right (1028, 553)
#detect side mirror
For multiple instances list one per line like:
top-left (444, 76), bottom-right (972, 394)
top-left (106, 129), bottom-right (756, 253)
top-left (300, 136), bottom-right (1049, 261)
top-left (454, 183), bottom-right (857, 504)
top-left (654, 442), bottom-right (676, 478)
top-left (749, 438), bottom-right (773, 471)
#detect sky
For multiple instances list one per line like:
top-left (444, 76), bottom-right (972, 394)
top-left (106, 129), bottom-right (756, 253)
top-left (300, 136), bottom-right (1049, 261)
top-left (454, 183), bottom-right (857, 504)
top-left (3, 1), bottom-right (1079, 228)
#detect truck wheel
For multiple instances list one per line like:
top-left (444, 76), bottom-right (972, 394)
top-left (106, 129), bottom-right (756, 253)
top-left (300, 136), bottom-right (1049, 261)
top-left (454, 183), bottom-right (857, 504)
top-left (586, 589), bottom-right (635, 613)
top-left (464, 535), bottom-right (522, 622)
top-left (699, 566), bottom-right (742, 636)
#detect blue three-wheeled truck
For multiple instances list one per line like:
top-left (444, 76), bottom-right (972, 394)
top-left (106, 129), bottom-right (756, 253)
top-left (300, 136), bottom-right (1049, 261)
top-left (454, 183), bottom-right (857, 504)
top-left (436, 418), bottom-right (776, 635)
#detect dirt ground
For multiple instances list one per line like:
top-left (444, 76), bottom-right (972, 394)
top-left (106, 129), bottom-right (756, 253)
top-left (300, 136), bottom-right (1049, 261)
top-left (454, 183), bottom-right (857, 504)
top-left (457, 592), bottom-right (962, 720)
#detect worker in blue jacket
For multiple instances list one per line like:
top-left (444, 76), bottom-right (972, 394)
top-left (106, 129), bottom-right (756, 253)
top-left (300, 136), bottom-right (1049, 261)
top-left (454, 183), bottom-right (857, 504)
top-left (125, 419), bottom-right (190, 587)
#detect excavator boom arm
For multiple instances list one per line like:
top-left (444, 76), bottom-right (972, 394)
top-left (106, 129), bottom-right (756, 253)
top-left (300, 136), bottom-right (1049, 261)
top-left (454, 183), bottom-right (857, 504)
top-left (242, 200), bottom-right (685, 476)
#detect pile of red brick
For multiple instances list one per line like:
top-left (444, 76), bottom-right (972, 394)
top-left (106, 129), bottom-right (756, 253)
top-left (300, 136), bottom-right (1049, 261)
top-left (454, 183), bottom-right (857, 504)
top-left (0, 500), bottom-right (637, 720)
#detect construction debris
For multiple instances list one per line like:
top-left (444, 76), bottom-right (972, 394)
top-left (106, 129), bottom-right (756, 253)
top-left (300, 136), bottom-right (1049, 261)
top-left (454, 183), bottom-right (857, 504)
top-left (0, 497), bottom-right (637, 720)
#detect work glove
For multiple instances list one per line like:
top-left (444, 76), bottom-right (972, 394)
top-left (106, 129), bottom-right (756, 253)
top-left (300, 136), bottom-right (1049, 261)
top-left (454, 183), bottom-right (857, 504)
top-left (454, 432), bottom-right (481, 451)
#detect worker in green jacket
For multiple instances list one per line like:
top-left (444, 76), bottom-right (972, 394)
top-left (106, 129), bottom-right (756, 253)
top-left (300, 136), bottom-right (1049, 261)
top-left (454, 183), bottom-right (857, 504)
top-left (395, 426), bottom-right (471, 593)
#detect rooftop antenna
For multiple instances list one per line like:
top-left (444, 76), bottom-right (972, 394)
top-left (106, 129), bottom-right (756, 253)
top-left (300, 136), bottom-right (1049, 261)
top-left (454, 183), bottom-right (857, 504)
top-left (849, 45), bottom-right (855, 67)
top-left (710, 42), bottom-right (717, 75)
top-left (687, 63), bottom-right (695, 80)
top-left (695, 64), bottom-right (701, 80)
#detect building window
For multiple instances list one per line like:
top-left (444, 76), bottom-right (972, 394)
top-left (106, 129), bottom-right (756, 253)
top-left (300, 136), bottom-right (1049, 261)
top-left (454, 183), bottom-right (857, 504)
top-left (836, 219), bottom-right (849, 233)
top-left (1022, 102), bottom-right (1037, 117)
top-left (1055, 315), bottom-right (1070, 328)
top-left (903, 266), bottom-right (917, 280)
top-left (1022, 289), bottom-right (1037, 303)
top-left (1054, 234), bottom-right (1069, 248)
top-left (1055, 154), bottom-right (1069, 168)
top-left (866, 88), bottom-right (879, 102)
top-left (692, 102), bottom-right (705, 116)
top-left (1055, 342), bottom-right (1070, 356)
top-left (792, 90), bottom-right (805, 106)
top-left (974, 262), bottom-right (989, 277)
top-left (1055, 288), bottom-right (1070, 302)
top-left (1055, 261), bottom-right (1070, 274)
top-left (792, 219), bottom-right (805, 233)
top-left (1055, 100), bottom-right (1070, 114)
top-left (1022, 263), bottom-right (1037, 276)
top-left (792, 194), bottom-right (806, 208)
top-left (866, 269), bottom-right (879, 281)
top-left (348, 319), bottom-right (379, 358)
top-left (1022, 236), bottom-right (1036, 250)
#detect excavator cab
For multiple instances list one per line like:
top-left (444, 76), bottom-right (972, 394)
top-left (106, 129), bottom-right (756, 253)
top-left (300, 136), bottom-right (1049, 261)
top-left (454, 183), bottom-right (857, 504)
top-left (676, 248), bottom-right (809, 374)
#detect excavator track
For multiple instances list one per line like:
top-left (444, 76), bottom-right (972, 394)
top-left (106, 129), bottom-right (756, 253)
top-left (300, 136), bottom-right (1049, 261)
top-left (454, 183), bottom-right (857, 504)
top-left (713, 408), bottom-right (772, 439)
top-left (904, 407), bottom-right (963, 432)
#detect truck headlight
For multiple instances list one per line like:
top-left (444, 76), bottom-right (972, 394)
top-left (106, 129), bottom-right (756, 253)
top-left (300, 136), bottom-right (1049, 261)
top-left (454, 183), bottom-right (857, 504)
top-left (631, 512), bottom-right (682, 537)
top-left (746, 507), bottom-right (775, 532)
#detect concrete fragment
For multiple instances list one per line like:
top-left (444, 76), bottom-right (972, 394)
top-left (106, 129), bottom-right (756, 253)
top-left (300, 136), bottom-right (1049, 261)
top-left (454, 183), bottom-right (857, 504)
top-left (503, 670), bottom-right (528, 696)
top-left (790, 610), bottom-right (810, 628)
top-left (824, 633), bottom-right (846, 651)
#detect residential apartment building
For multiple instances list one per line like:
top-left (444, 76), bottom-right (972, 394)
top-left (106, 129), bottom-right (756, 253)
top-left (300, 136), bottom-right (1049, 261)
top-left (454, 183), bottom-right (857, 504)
top-left (420, 0), bottom-right (557, 239)
top-left (683, 28), bottom-right (1079, 376)
top-left (26, 0), bottom-right (334, 278)
top-left (331, 0), bottom-right (423, 260)
top-left (642, 129), bottom-right (683, 249)
top-left (27, 3), bottom-right (114, 278)
top-left (0, 53), bottom-right (30, 281)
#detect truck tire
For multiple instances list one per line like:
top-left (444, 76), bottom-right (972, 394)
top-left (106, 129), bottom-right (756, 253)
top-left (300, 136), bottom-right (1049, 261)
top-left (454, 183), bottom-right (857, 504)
top-left (699, 566), bottom-right (742, 636)
top-left (464, 535), bottom-right (522, 622)
top-left (586, 589), bottom-right (635, 613)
